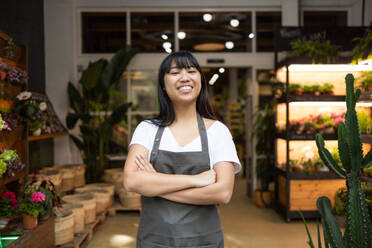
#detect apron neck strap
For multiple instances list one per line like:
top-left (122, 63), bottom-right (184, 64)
top-left (150, 125), bottom-right (165, 164)
top-left (197, 113), bottom-right (209, 153)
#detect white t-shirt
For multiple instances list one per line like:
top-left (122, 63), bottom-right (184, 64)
top-left (129, 120), bottom-right (241, 173)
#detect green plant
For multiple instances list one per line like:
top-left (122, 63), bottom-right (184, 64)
top-left (291, 39), bottom-right (340, 64)
top-left (320, 83), bottom-right (334, 95)
top-left (352, 29), bottom-right (372, 63)
top-left (14, 92), bottom-right (38, 123)
top-left (253, 100), bottom-right (276, 194)
top-left (357, 111), bottom-right (371, 134)
top-left (0, 149), bottom-right (25, 177)
top-left (356, 71), bottom-right (372, 91)
top-left (305, 74), bottom-right (372, 248)
top-left (289, 84), bottom-right (302, 95)
top-left (66, 46), bottom-right (137, 182)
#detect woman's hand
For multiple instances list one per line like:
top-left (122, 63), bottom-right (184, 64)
top-left (192, 170), bottom-right (216, 187)
top-left (135, 154), bottom-right (156, 172)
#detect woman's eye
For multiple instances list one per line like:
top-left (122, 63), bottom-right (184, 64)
top-left (170, 71), bottom-right (179, 75)
top-left (188, 70), bottom-right (196, 73)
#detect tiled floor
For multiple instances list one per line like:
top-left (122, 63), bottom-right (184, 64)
top-left (86, 177), bottom-right (319, 248)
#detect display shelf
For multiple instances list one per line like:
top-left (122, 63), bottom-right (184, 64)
top-left (277, 94), bottom-right (346, 103)
top-left (275, 167), bottom-right (340, 180)
top-left (0, 167), bottom-right (26, 186)
top-left (276, 132), bottom-right (338, 140)
top-left (361, 176), bottom-right (372, 186)
top-left (5, 216), bottom-right (55, 248)
top-left (27, 131), bottom-right (68, 141)
top-left (276, 56), bottom-right (351, 70)
top-left (359, 91), bottom-right (372, 101)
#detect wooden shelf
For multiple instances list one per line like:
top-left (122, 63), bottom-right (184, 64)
top-left (275, 167), bottom-right (341, 180)
top-left (0, 168), bottom-right (26, 186)
top-left (27, 131), bottom-right (68, 141)
top-left (361, 176), bottom-right (372, 185)
top-left (277, 132), bottom-right (337, 140)
top-left (277, 94), bottom-right (346, 103)
top-left (361, 134), bottom-right (372, 144)
top-left (359, 91), bottom-right (372, 101)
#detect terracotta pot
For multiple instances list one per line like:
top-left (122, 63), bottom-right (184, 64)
top-left (23, 215), bottom-right (38, 230)
top-left (254, 190), bottom-right (273, 208)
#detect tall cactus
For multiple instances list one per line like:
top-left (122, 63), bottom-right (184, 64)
top-left (312, 73), bottom-right (372, 248)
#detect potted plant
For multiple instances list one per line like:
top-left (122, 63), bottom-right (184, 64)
top-left (289, 84), bottom-right (302, 95)
top-left (291, 39), bottom-right (340, 64)
top-left (66, 46), bottom-right (136, 182)
top-left (0, 149), bottom-right (25, 177)
top-left (252, 100), bottom-right (276, 208)
top-left (0, 191), bottom-right (18, 230)
top-left (312, 84), bottom-right (321, 95)
top-left (356, 71), bottom-right (372, 92)
top-left (19, 191), bottom-right (45, 230)
top-left (320, 83), bottom-right (334, 95)
top-left (24, 177), bottom-right (61, 220)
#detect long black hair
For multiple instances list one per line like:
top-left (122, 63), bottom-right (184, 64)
top-left (151, 51), bottom-right (216, 126)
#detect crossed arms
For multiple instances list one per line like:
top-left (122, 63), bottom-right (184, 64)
top-left (123, 144), bottom-right (235, 205)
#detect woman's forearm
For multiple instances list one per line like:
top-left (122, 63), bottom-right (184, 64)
top-left (124, 169), bottom-right (216, 197)
top-left (161, 181), bottom-right (232, 205)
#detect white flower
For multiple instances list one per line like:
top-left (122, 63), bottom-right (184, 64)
top-left (39, 102), bottom-right (47, 111)
top-left (16, 91), bottom-right (31, 100)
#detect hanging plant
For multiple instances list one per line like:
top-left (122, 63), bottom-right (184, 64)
top-left (352, 29), bottom-right (372, 63)
top-left (291, 39), bottom-right (340, 64)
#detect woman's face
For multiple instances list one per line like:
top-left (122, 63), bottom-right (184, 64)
top-left (164, 60), bottom-right (202, 105)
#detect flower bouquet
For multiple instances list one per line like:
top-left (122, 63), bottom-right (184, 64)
top-left (0, 150), bottom-right (25, 177)
top-left (19, 192), bottom-right (45, 229)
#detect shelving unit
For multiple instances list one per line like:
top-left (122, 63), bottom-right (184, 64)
top-left (272, 58), bottom-right (372, 221)
top-left (359, 91), bottom-right (372, 186)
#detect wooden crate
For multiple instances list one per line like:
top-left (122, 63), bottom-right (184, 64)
top-left (278, 175), bottom-right (345, 211)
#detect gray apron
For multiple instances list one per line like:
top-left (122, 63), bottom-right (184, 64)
top-left (137, 113), bottom-right (224, 248)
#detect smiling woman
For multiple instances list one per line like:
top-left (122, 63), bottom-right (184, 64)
top-left (123, 51), bottom-right (241, 247)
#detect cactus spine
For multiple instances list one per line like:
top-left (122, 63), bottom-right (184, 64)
top-left (314, 73), bottom-right (372, 248)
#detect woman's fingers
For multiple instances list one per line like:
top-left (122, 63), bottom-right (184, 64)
top-left (136, 154), bottom-right (156, 172)
top-left (135, 157), bottom-right (145, 170)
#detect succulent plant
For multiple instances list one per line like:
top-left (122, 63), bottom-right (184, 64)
top-left (305, 74), bottom-right (372, 248)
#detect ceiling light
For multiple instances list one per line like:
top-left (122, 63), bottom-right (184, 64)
top-left (165, 48), bottom-right (172, 54)
top-left (161, 34), bottom-right (168, 40)
top-left (219, 67), bottom-right (225, 73)
top-left (248, 32), bottom-right (255, 39)
top-left (225, 41), bottom-right (234, 50)
top-left (193, 43), bottom-right (225, 51)
top-left (177, 31), bottom-right (186, 40)
top-left (230, 19), bottom-right (239, 27)
top-left (203, 13), bottom-right (212, 22)
top-left (162, 42), bottom-right (172, 50)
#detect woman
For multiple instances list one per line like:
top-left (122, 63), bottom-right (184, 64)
top-left (123, 51), bottom-right (241, 248)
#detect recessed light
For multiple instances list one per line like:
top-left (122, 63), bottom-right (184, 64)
top-left (203, 13), bottom-right (212, 22)
top-left (230, 19), bottom-right (239, 27)
top-left (161, 34), bottom-right (168, 40)
top-left (225, 41), bottom-right (234, 50)
top-left (177, 31), bottom-right (186, 40)
top-left (162, 42), bottom-right (172, 50)
top-left (219, 67), bottom-right (225, 73)
top-left (248, 33), bottom-right (255, 39)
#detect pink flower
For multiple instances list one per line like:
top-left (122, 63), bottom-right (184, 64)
top-left (321, 124), bottom-right (325, 128)
top-left (0, 71), bottom-right (6, 80)
top-left (30, 192), bottom-right (45, 202)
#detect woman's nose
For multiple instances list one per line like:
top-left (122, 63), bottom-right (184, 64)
top-left (180, 70), bottom-right (190, 81)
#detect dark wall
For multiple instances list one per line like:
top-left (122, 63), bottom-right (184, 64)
top-left (0, 0), bottom-right (45, 93)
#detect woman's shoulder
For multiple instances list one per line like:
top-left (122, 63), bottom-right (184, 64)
top-left (204, 119), bottom-right (230, 133)
top-left (136, 120), bottom-right (160, 131)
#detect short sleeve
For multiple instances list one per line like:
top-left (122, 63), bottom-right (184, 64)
top-left (211, 123), bottom-right (241, 174)
top-left (129, 121), bottom-right (153, 151)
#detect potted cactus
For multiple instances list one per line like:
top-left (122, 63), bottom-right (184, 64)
top-left (303, 74), bottom-right (372, 248)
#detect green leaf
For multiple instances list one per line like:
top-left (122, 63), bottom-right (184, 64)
top-left (79, 59), bottom-right (107, 90)
top-left (317, 221), bottom-right (322, 248)
top-left (69, 135), bottom-right (84, 151)
top-left (100, 46), bottom-right (137, 89)
top-left (67, 82), bottom-right (84, 113)
top-left (317, 197), bottom-right (345, 248)
top-left (362, 148), bottom-right (372, 168)
top-left (66, 113), bottom-right (80, 129)
top-left (316, 134), bottom-right (346, 178)
top-left (299, 211), bottom-right (315, 248)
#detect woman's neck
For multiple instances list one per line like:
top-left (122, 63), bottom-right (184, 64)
top-left (172, 102), bottom-right (198, 125)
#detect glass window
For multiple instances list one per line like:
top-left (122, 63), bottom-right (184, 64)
top-left (256, 12), bottom-right (281, 52)
top-left (179, 12), bottom-right (252, 52)
top-left (82, 12), bottom-right (126, 53)
top-left (303, 11), bottom-right (347, 27)
top-left (131, 12), bottom-right (174, 53)
top-left (126, 70), bottom-right (158, 112)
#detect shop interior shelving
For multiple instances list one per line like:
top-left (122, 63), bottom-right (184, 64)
top-left (273, 57), bottom-right (372, 221)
